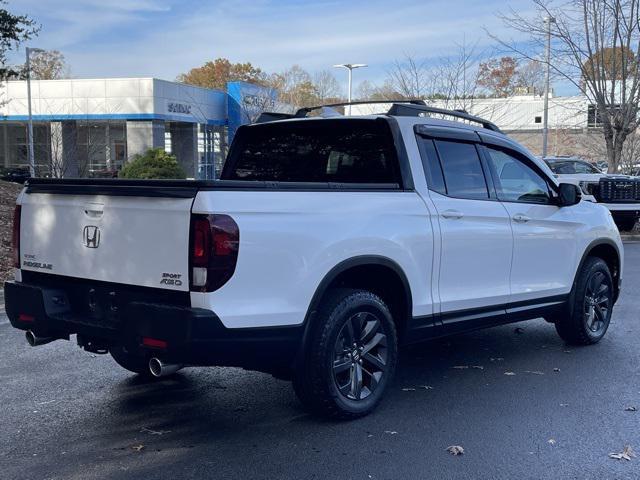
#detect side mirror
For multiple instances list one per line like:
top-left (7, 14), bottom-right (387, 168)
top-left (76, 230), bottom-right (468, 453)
top-left (558, 183), bottom-right (581, 207)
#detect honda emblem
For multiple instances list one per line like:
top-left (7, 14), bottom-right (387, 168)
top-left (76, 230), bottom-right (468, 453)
top-left (83, 225), bottom-right (100, 248)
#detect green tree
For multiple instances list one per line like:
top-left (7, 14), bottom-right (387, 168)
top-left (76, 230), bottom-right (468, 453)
top-left (0, 0), bottom-right (40, 79)
top-left (177, 57), bottom-right (266, 90)
top-left (120, 148), bottom-right (186, 179)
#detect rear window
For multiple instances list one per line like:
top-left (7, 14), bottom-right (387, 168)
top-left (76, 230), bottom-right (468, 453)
top-left (221, 119), bottom-right (400, 184)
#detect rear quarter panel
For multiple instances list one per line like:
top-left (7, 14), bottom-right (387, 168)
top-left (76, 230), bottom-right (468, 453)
top-left (190, 190), bottom-right (433, 328)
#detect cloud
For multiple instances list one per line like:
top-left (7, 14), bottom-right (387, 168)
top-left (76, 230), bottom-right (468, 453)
top-left (10, 0), bottom-right (539, 88)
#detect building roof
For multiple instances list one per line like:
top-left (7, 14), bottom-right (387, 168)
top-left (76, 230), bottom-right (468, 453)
top-left (0, 77), bottom-right (227, 125)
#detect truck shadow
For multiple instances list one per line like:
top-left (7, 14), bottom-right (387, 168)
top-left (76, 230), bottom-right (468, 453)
top-left (25, 318), bottom-right (627, 480)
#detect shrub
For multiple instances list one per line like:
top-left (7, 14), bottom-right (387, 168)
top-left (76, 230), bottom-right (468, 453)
top-left (119, 148), bottom-right (186, 179)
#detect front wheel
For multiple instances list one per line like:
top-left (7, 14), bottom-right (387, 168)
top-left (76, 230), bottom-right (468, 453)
top-left (293, 289), bottom-right (398, 419)
top-left (555, 257), bottom-right (614, 345)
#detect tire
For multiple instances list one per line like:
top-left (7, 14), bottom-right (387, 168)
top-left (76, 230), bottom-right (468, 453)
top-left (613, 216), bottom-right (637, 232)
top-left (555, 257), bottom-right (614, 345)
top-left (293, 288), bottom-right (398, 419)
top-left (110, 344), bottom-right (153, 377)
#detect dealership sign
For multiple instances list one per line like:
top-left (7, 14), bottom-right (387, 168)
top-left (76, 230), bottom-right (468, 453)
top-left (166, 101), bottom-right (193, 116)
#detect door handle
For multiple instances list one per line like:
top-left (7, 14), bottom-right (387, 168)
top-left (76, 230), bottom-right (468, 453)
top-left (512, 214), bottom-right (531, 223)
top-left (84, 202), bottom-right (104, 219)
top-left (441, 209), bottom-right (464, 219)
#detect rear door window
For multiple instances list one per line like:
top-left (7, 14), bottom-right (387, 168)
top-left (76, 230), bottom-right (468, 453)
top-left (222, 119), bottom-right (400, 185)
top-left (433, 140), bottom-right (489, 200)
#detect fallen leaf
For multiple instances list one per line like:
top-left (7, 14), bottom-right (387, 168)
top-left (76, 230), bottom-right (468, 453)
top-left (514, 327), bottom-right (525, 334)
top-left (504, 371), bottom-right (516, 376)
top-left (472, 365), bottom-right (484, 370)
top-left (401, 387), bottom-right (416, 392)
top-left (131, 445), bottom-right (145, 452)
top-left (564, 350), bottom-right (572, 354)
top-left (553, 368), bottom-right (561, 372)
top-left (548, 439), bottom-right (556, 445)
top-left (524, 370), bottom-right (545, 375)
top-left (141, 427), bottom-right (170, 436)
top-left (418, 385), bottom-right (433, 390)
top-left (384, 431), bottom-right (398, 435)
top-left (609, 445), bottom-right (635, 461)
top-left (625, 406), bottom-right (637, 412)
top-left (560, 403), bottom-right (569, 407)
top-left (453, 366), bottom-right (469, 369)
top-left (446, 445), bottom-right (464, 456)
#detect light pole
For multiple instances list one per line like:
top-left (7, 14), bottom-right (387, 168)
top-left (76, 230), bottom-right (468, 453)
top-left (542, 16), bottom-right (555, 159)
top-left (333, 63), bottom-right (367, 115)
top-left (26, 47), bottom-right (44, 177)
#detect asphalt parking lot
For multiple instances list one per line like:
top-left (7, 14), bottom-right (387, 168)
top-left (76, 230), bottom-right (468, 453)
top-left (1, 242), bottom-right (639, 480)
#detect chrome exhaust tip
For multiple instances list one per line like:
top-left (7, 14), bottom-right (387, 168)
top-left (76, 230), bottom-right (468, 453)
top-left (148, 357), bottom-right (182, 378)
top-left (25, 330), bottom-right (56, 347)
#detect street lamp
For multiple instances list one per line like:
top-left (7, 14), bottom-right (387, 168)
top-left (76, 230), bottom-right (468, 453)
top-left (542, 16), bottom-right (555, 159)
top-left (333, 63), bottom-right (367, 115)
top-left (26, 47), bottom-right (45, 177)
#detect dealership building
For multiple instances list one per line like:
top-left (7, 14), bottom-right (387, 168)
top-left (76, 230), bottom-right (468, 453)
top-left (0, 77), bottom-right (273, 179)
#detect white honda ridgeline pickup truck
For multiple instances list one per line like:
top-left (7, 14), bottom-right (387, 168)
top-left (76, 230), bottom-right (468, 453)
top-left (6, 101), bottom-right (623, 419)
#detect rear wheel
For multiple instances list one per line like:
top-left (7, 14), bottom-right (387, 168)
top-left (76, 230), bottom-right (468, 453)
top-left (293, 289), bottom-right (398, 419)
top-left (110, 344), bottom-right (152, 377)
top-left (555, 257), bottom-right (614, 345)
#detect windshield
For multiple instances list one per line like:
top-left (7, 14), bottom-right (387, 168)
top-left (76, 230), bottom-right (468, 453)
top-left (547, 160), bottom-right (600, 174)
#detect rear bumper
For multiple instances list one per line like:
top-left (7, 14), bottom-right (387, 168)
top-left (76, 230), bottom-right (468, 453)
top-left (4, 281), bottom-right (302, 374)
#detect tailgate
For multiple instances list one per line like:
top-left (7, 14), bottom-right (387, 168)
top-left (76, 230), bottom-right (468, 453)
top-left (19, 192), bottom-right (193, 291)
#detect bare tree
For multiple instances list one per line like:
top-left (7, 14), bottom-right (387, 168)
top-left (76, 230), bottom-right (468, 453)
top-left (492, 0), bottom-right (640, 172)
top-left (313, 70), bottom-right (342, 103)
top-left (354, 79), bottom-right (401, 101)
top-left (515, 58), bottom-right (546, 94)
top-left (29, 50), bottom-right (69, 79)
top-left (387, 55), bottom-right (431, 98)
top-left (432, 40), bottom-right (483, 110)
top-left (268, 65), bottom-right (318, 107)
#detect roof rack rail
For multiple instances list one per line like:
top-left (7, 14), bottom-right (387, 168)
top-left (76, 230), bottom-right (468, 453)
top-left (293, 99), bottom-right (426, 118)
top-left (385, 103), bottom-right (502, 133)
top-left (256, 99), bottom-right (502, 133)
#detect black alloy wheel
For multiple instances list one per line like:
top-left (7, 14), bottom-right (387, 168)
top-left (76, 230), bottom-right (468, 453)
top-left (583, 270), bottom-right (611, 335)
top-left (332, 311), bottom-right (388, 401)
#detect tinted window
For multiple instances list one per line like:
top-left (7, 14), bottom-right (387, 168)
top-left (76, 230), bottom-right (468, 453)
top-left (434, 140), bottom-right (489, 199)
top-left (486, 147), bottom-right (551, 204)
top-left (222, 119), bottom-right (400, 184)
top-left (417, 138), bottom-right (446, 195)
top-left (548, 161), bottom-right (600, 174)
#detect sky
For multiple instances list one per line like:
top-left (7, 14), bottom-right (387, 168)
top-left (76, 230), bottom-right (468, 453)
top-left (8, 0), bottom-right (576, 95)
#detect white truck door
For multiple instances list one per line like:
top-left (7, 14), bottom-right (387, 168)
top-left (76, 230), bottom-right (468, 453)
top-left (481, 145), bottom-right (579, 303)
top-left (416, 135), bottom-right (513, 316)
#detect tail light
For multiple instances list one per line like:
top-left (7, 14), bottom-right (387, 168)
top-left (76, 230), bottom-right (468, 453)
top-left (12, 205), bottom-right (21, 268)
top-left (189, 214), bottom-right (239, 292)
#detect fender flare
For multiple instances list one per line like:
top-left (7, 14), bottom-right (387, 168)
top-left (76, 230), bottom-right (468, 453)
top-left (297, 255), bottom-right (413, 355)
top-left (573, 238), bottom-right (622, 304)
